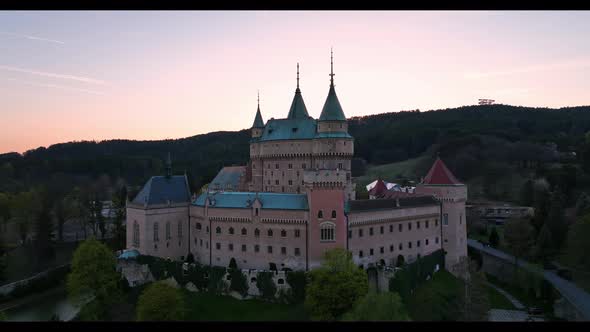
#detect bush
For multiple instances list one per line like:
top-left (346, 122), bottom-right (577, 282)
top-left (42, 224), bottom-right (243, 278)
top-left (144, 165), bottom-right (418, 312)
top-left (396, 255), bottom-right (405, 267)
top-left (136, 282), bottom-right (185, 321)
top-left (286, 271), bottom-right (307, 304)
top-left (229, 258), bottom-right (237, 270)
top-left (256, 272), bottom-right (277, 301)
top-left (207, 266), bottom-right (227, 295)
top-left (229, 269), bottom-right (248, 297)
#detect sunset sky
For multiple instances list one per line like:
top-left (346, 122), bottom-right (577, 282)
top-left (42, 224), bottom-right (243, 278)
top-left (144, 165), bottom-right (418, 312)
top-left (1, 11), bottom-right (590, 153)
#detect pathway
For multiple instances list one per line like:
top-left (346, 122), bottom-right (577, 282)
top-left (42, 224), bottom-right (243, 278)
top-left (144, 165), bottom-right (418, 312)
top-left (468, 239), bottom-right (590, 320)
top-left (486, 281), bottom-right (525, 310)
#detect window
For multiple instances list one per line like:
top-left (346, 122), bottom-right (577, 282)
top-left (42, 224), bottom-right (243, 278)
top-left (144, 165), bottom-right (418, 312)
top-left (229, 243), bottom-right (234, 251)
top-left (296, 171), bottom-right (300, 176)
top-left (443, 214), bottom-right (449, 226)
top-left (267, 246), bottom-right (273, 254)
top-left (255, 208), bottom-right (259, 216)
top-left (206, 241), bottom-right (209, 249)
top-left (390, 245), bottom-right (394, 252)
top-left (331, 210), bottom-right (337, 218)
top-left (320, 222), bottom-right (336, 241)
top-left (216, 227), bottom-right (221, 234)
top-left (280, 229), bottom-right (287, 237)
top-left (295, 248), bottom-right (301, 256)
top-left (196, 223), bottom-right (202, 231)
top-left (408, 223), bottom-right (412, 231)
top-left (252, 164), bottom-right (256, 169)
top-left (166, 222), bottom-right (171, 240)
top-left (295, 229), bottom-right (301, 238)
top-left (380, 226), bottom-right (384, 234)
top-left (282, 186), bottom-right (285, 192)
top-left (389, 225), bottom-right (393, 233)
top-left (178, 222), bottom-right (183, 240)
top-left (359, 250), bottom-right (364, 257)
top-left (370, 249), bottom-right (374, 256)
top-left (318, 210), bottom-right (323, 218)
top-left (267, 164), bottom-right (270, 169)
top-left (271, 171), bottom-right (273, 176)
top-left (417, 240), bottom-right (421, 247)
top-left (288, 164), bottom-right (292, 169)
top-left (281, 247), bottom-right (287, 255)
top-left (255, 228), bottom-right (260, 237)
top-left (348, 230), bottom-right (352, 238)
top-left (435, 237), bottom-right (439, 244)
top-left (369, 227), bottom-right (374, 236)
top-left (399, 224), bottom-right (402, 232)
top-left (288, 180), bottom-right (293, 185)
top-left (241, 228), bottom-right (247, 235)
top-left (359, 229), bottom-right (363, 237)
top-left (216, 243), bottom-right (221, 250)
top-left (242, 244), bottom-right (247, 252)
top-left (229, 227), bottom-right (234, 235)
top-left (267, 229), bottom-right (273, 237)
top-left (417, 221), bottom-right (420, 229)
top-left (460, 214), bottom-right (462, 224)
top-left (153, 222), bottom-right (159, 242)
top-left (302, 163), bottom-right (306, 169)
top-left (133, 221), bottom-right (140, 247)
top-left (380, 247), bottom-right (384, 254)
top-left (408, 242), bottom-right (412, 249)
top-left (200, 239), bottom-right (203, 247)
top-left (399, 243), bottom-right (403, 250)
top-left (426, 220), bottom-right (429, 228)
top-left (275, 180), bottom-right (279, 185)
top-left (255, 245), bottom-right (260, 252)
top-left (435, 219), bottom-right (439, 227)
top-left (426, 239), bottom-right (429, 245)
top-left (275, 163), bottom-right (279, 169)
top-left (338, 163), bottom-right (343, 169)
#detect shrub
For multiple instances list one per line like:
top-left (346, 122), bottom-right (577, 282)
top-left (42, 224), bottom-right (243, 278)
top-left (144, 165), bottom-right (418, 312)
top-left (256, 272), bottom-right (277, 301)
top-left (207, 266), bottom-right (227, 295)
top-left (396, 255), bottom-right (405, 267)
top-left (229, 269), bottom-right (248, 297)
top-left (286, 270), bottom-right (307, 304)
top-left (229, 258), bottom-right (237, 270)
top-left (136, 282), bottom-right (185, 321)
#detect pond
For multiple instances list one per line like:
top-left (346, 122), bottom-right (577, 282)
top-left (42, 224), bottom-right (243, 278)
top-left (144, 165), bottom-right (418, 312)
top-left (4, 287), bottom-right (82, 322)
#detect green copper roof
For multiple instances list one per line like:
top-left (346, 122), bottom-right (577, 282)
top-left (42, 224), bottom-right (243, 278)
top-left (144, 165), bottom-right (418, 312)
top-left (259, 118), bottom-right (317, 142)
top-left (252, 106), bottom-right (264, 128)
top-left (194, 192), bottom-right (309, 210)
top-left (315, 132), bottom-right (353, 139)
top-left (319, 85), bottom-right (346, 121)
top-left (287, 88), bottom-right (310, 120)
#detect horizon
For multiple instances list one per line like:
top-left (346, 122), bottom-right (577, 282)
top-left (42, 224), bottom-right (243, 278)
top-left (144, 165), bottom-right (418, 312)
top-left (2, 11), bottom-right (590, 153)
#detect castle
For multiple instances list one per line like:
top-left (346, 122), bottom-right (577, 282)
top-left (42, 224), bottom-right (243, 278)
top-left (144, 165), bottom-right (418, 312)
top-left (126, 53), bottom-right (468, 276)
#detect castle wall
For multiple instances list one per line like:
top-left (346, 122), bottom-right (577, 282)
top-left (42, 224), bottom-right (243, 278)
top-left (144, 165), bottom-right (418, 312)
top-left (127, 204), bottom-right (189, 261)
top-left (348, 205), bottom-right (442, 268)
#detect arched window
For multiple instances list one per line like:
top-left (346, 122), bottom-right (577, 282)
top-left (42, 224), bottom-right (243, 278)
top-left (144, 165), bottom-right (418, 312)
top-left (166, 222), bottom-right (171, 240)
top-left (153, 222), bottom-right (159, 242)
top-left (267, 229), bottom-right (273, 237)
top-left (254, 228), bottom-right (260, 237)
top-left (320, 222), bottom-right (335, 242)
top-left (241, 228), bottom-right (247, 235)
top-left (331, 210), bottom-right (337, 218)
top-left (216, 226), bottom-right (221, 234)
top-left (280, 229), bottom-right (286, 237)
top-left (318, 210), bottom-right (323, 219)
top-left (133, 221), bottom-right (140, 247)
top-left (254, 244), bottom-right (260, 252)
top-left (196, 223), bottom-right (202, 231)
top-left (229, 227), bottom-right (234, 235)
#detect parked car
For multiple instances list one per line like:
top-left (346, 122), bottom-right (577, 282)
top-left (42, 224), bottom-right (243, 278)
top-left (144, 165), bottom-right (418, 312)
top-left (557, 268), bottom-right (573, 281)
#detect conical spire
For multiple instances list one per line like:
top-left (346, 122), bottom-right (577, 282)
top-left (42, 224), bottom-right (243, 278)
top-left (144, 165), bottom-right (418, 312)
top-left (287, 62), bottom-right (310, 119)
top-left (165, 152), bottom-right (172, 178)
top-left (319, 49), bottom-right (346, 121)
top-left (252, 90), bottom-right (264, 128)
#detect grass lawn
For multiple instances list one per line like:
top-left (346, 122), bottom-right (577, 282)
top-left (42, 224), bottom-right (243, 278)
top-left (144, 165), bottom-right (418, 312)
top-left (356, 156), bottom-right (428, 187)
top-left (182, 291), bottom-right (309, 321)
top-left (486, 285), bottom-right (516, 310)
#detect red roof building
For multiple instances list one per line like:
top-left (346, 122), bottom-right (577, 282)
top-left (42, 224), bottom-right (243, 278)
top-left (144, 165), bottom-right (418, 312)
top-left (422, 157), bottom-right (462, 185)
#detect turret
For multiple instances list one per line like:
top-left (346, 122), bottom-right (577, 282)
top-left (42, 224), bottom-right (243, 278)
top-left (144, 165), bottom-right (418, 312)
top-left (251, 91), bottom-right (264, 139)
top-left (318, 49), bottom-right (348, 134)
top-left (287, 63), bottom-right (310, 120)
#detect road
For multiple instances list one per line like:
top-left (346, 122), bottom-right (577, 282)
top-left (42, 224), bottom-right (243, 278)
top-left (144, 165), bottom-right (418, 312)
top-left (468, 239), bottom-right (590, 320)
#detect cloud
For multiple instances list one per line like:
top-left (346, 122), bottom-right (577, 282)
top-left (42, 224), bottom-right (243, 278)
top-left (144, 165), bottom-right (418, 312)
top-left (0, 65), bottom-right (106, 85)
top-left (0, 31), bottom-right (65, 45)
top-left (464, 58), bottom-right (590, 79)
top-left (3, 77), bottom-right (105, 95)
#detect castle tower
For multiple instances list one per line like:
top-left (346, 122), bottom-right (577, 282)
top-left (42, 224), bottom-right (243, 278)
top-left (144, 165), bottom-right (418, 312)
top-left (304, 169), bottom-right (348, 269)
top-left (249, 91), bottom-right (265, 191)
top-left (315, 49), bottom-right (355, 200)
top-left (287, 63), bottom-right (310, 120)
top-left (414, 157), bottom-right (468, 277)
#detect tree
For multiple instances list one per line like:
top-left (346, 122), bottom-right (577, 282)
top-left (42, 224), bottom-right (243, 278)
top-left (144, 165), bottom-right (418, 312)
top-left (341, 291), bottom-right (410, 321)
top-left (229, 269), bottom-right (249, 297)
top-left (520, 179), bottom-right (534, 206)
top-left (565, 214), bottom-right (590, 272)
top-left (256, 272), bottom-right (277, 301)
top-left (535, 223), bottom-right (555, 264)
top-left (461, 260), bottom-right (490, 321)
top-left (228, 257), bottom-right (237, 270)
top-left (0, 310), bottom-right (6, 321)
top-left (67, 238), bottom-right (121, 320)
top-left (305, 248), bottom-right (369, 320)
top-left (111, 185), bottom-right (127, 250)
top-left (503, 217), bottom-right (534, 278)
top-left (488, 227), bottom-right (500, 248)
top-left (136, 282), bottom-right (185, 321)
top-left (10, 190), bottom-right (42, 245)
top-left (546, 189), bottom-right (567, 250)
top-left (33, 197), bottom-right (56, 269)
top-left (575, 192), bottom-right (590, 217)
